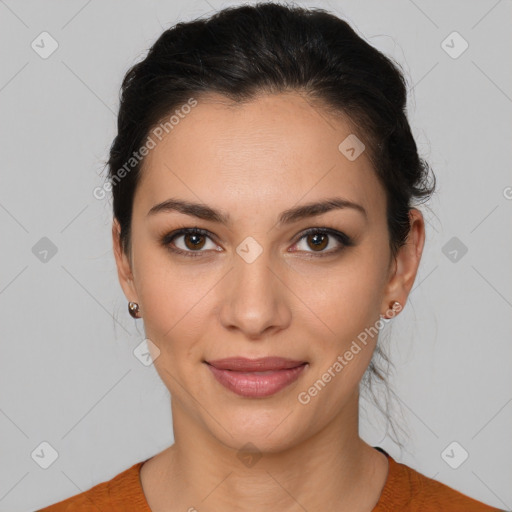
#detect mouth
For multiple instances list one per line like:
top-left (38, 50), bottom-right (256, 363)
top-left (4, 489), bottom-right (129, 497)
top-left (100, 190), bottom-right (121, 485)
top-left (204, 357), bottom-right (308, 398)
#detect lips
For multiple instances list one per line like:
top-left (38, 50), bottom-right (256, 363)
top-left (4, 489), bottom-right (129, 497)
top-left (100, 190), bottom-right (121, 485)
top-left (206, 356), bottom-right (307, 371)
top-left (205, 357), bottom-right (308, 398)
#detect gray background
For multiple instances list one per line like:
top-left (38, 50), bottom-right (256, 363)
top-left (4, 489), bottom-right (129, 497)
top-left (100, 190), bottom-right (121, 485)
top-left (1, 0), bottom-right (511, 510)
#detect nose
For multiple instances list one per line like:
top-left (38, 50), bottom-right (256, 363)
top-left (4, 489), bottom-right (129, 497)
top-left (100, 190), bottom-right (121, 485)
top-left (218, 246), bottom-right (292, 339)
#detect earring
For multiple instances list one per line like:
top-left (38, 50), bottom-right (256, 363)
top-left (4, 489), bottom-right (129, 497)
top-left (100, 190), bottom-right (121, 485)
top-left (380, 300), bottom-right (402, 320)
top-left (128, 301), bottom-right (141, 319)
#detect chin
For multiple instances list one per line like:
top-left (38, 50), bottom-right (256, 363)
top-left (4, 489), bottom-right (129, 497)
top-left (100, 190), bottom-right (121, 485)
top-left (207, 409), bottom-right (309, 455)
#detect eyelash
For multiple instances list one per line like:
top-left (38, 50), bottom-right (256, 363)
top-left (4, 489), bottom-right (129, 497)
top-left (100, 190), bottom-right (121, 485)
top-left (160, 227), bottom-right (353, 259)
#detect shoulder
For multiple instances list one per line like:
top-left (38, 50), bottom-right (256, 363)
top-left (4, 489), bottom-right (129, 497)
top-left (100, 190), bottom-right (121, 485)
top-left (376, 450), bottom-right (506, 511)
top-left (36, 460), bottom-right (147, 511)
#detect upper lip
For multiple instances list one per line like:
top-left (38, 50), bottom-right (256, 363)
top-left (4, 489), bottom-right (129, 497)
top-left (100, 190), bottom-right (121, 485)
top-left (205, 357), bottom-right (307, 371)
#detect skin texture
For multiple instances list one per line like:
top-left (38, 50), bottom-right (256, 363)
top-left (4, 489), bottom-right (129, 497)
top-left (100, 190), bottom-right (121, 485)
top-left (112, 91), bottom-right (425, 511)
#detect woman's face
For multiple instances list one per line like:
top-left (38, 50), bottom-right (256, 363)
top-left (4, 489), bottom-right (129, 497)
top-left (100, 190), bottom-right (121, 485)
top-left (113, 92), bottom-right (423, 452)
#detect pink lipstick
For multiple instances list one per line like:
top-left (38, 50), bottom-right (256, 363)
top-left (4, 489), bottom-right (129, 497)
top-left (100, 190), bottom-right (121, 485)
top-left (205, 357), bottom-right (308, 398)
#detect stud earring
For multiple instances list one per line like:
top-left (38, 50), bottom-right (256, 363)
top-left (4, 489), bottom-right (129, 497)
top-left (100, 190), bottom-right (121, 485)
top-left (128, 301), bottom-right (141, 319)
top-left (380, 300), bottom-right (402, 320)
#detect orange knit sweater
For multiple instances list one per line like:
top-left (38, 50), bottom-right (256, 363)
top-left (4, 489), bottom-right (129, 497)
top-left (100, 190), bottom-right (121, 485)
top-left (37, 447), bottom-right (506, 511)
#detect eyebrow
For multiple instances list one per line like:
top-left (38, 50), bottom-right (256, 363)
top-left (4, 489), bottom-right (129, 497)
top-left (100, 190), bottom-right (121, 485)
top-left (147, 197), bottom-right (367, 225)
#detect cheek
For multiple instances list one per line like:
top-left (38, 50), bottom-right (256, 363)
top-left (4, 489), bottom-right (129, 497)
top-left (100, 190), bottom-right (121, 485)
top-left (140, 282), bottom-right (207, 354)
top-left (132, 245), bottom-right (186, 337)
top-left (132, 243), bottom-right (220, 363)
top-left (291, 252), bottom-right (385, 353)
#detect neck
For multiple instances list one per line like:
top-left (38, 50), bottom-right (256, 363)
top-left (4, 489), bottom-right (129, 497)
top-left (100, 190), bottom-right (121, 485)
top-left (143, 391), bottom-right (389, 512)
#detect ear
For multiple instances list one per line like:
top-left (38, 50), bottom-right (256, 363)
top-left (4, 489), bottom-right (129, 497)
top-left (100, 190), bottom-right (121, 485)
top-left (380, 208), bottom-right (426, 317)
top-left (112, 218), bottom-right (139, 303)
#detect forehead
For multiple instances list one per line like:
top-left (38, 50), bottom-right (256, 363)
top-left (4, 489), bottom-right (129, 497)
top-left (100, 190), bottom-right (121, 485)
top-left (135, 92), bottom-right (386, 222)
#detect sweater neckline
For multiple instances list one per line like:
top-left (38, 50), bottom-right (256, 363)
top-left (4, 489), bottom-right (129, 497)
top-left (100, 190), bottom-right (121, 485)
top-left (127, 446), bottom-right (397, 511)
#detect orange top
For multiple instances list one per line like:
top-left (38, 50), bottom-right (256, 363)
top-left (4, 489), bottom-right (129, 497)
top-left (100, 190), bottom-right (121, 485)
top-left (37, 447), bottom-right (505, 511)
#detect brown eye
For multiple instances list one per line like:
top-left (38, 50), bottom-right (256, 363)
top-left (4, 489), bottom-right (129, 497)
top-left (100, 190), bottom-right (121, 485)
top-left (291, 228), bottom-right (352, 257)
top-left (161, 228), bottom-right (218, 257)
top-left (183, 233), bottom-right (206, 250)
top-left (306, 232), bottom-right (328, 251)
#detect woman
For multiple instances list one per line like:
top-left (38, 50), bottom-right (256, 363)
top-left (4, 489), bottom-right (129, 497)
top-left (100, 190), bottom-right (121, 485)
top-left (39, 2), bottom-right (505, 511)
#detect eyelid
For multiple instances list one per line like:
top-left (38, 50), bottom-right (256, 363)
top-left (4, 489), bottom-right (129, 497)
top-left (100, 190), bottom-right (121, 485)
top-left (289, 227), bottom-right (352, 256)
top-left (160, 227), bottom-right (220, 257)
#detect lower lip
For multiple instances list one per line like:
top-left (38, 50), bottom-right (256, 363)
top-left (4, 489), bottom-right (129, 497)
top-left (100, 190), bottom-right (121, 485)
top-left (206, 363), bottom-right (308, 398)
